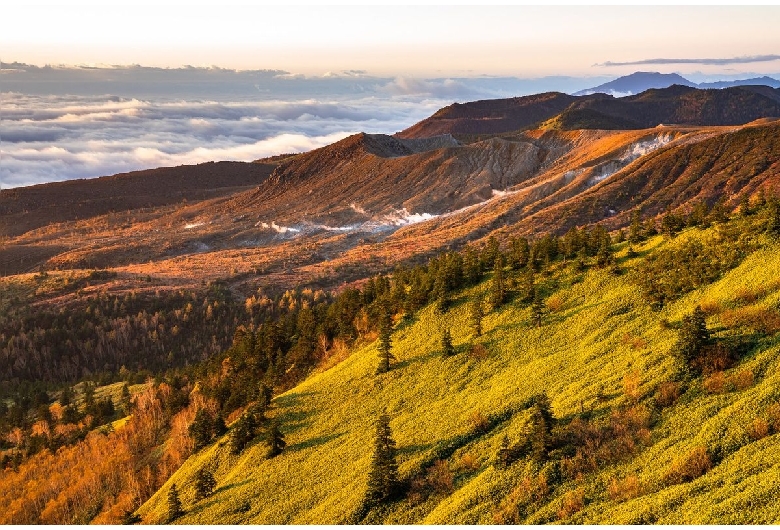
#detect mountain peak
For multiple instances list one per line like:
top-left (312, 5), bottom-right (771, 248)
top-left (573, 72), bottom-right (694, 96)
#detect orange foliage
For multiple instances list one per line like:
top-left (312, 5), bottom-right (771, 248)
top-left (0, 384), bottom-right (216, 525)
top-left (607, 474), bottom-right (642, 502)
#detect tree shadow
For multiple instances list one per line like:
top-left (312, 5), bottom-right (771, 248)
top-left (287, 431), bottom-right (345, 453)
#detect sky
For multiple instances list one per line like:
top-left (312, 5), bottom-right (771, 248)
top-left (3, 4), bottom-right (780, 189)
top-left (3, 5), bottom-right (780, 78)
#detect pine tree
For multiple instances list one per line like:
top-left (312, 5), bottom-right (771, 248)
top-left (366, 410), bottom-right (400, 505)
top-left (469, 297), bottom-right (484, 337)
top-left (193, 468), bottom-right (217, 500)
top-left (531, 291), bottom-right (546, 328)
top-left (376, 302), bottom-right (395, 374)
top-left (497, 435), bottom-right (513, 469)
top-left (266, 420), bottom-right (286, 458)
top-left (595, 237), bottom-right (615, 269)
top-left (189, 408), bottom-right (214, 451)
top-left (765, 198), bottom-right (780, 237)
top-left (675, 306), bottom-right (711, 375)
top-left (166, 484), bottom-right (184, 522)
top-left (441, 328), bottom-right (455, 357)
top-left (628, 208), bottom-right (643, 244)
top-left (229, 410), bottom-right (258, 454)
top-left (527, 393), bottom-right (554, 462)
top-left (489, 254), bottom-right (506, 309)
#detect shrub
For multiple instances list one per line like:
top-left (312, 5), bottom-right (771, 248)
top-left (655, 382), bottom-right (681, 408)
top-left (607, 474), bottom-right (642, 502)
top-left (468, 411), bottom-right (489, 434)
top-left (703, 372), bottom-right (726, 394)
top-left (546, 294), bottom-right (565, 313)
top-left (492, 475), bottom-right (549, 524)
top-left (663, 446), bottom-right (712, 485)
top-left (557, 488), bottom-right (585, 519)
top-left (746, 418), bottom-right (770, 441)
top-left (766, 403), bottom-right (780, 433)
top-left (468, 343), bottom-right (488, 360)
top-left (730, 369), bottom-right (754, 391)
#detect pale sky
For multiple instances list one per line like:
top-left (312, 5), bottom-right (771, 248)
top-left (2, 5), bottom-right (780, 77)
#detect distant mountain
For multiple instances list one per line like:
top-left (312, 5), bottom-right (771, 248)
top-left (574, 71), bottom-right (780, 96)
top-left (399, 84), bottom-right (780, 137)
top-left (573, 71), bottom-right (695, 96)
top-left (698, 76), bottom-right (780, 89)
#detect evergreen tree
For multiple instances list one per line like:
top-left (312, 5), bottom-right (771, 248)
top-left (193, 468), bottom-right (217, 500)
top-left (189, 408), bottom-right (215, 451)
top-left (366, 410), bottom-right (400, 505)
top-left (765, 198), bottom-right (780, 237)
top-left (489, 255), bottom-right (506, 309)
top-left (527, 394), bottom-right (554, 462)
top-left (628, 209), bottom-right (643, 244)
top-left (595, 237), bottom-right (615, 269)
top-left (166, 484), bottom-right (184, 522)
top-left (376, 302), bottom-right (395, 374)
top-left (531, 291), bottom-right (546, 328)
top-left (674, 306), bottom-right (711, 375)
top-left (497, 435), bottom-right (514, 469)
top-left (441, 328), bottom-right (455, 357)
top-left (229, 410), bottom-right (258, 454)
top-left (740, 193), bottom-right (752, 217)
top-left (463, 247), bottom-right (482, 285)
top-left (266, 420), bottom-right (286, 458)
top-left (469, 297), bottom-right (484, 337)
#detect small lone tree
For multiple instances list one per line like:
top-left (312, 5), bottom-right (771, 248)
top-left (441, 328), bottom-right (455, 357)
top-left (366, 410), bottom-right (400, 505)
top-left (166, 483), bottom-right (184, 522)
top-left (469, 297), bottom-right (484, 337)
top-left (266, 420), bottom-right (286, 458)
top-left (496, 435), bottom-right (514, 469)
top-left (527, 393), bottom-right (554, 462)
top-left (675, 306), bottom-right (711, 375)
top-left (376, 303), bottom-right (395, 374)
top-left (193, 467), bottom-right (217, 500)
top-left (531, 291), bottom-right (546, 328)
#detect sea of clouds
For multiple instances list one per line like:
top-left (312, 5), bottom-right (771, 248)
top-left (0, 65), bottom-right (603, 188)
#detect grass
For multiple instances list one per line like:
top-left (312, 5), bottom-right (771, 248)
top-left (137, 230), bottom-right (780, 524)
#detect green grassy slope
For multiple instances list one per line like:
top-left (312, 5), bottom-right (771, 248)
top-left (137, 230), bottom-right (780, 524)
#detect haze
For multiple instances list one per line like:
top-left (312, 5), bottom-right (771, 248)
top-left (3, 5), bottom-right (780, 78)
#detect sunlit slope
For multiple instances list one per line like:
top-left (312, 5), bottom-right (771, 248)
top-left (138, 233), bottom-right (780, 524)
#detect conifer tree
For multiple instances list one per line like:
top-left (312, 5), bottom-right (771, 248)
top-left (490, 255), bottom-right (506, 309)
top-left (193, 468), bottom-right (217, 500)
top-left (497, 435), bottom-right (513, 469)
top-left (229, 410), bottom-right (258, 454)
top-left (376, 302), bottom-right (395, 374)
top-left (765, 198), bottom-right (780, 237)
top-left (675, 306), bottom-right (711, 375)
top-left (266, 420), bottom-right (286, 458)
top-left (441, 328), bottom-right (455, 357)
top-left (531, 291), bottom-right (546, 328)
top-left (189, 408), bottom-right (215, 451)
top-left (628, 209), bottom-right (643, 244)
top-left (166, 484), bottom-right (184, 522)
top-left (366, 410), bottom-right (400, 505)
top-left (469, 297), bottom-right (484, 337)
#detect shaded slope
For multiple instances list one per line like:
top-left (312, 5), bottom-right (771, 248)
top-left (0, 161), bottom-right (275, 238)
top-left (396, 92), bottom-right (585, 139)
top-left (399, 86), bottom-right (780, 138)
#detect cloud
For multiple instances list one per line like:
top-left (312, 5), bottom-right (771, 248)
top-left (596, 55), bottom-right (780, 67)
top-left (379, 77), bottom-right (491, 99)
